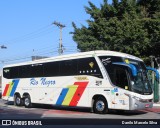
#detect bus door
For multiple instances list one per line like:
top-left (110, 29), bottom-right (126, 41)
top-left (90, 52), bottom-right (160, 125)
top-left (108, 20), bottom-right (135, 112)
top-left (111, 65), bottom-right (130, 110)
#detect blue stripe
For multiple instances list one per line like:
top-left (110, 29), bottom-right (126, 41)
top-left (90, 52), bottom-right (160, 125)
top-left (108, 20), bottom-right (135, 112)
top-left (10, 79), bottom-right (19, 96)
top-left (56, 88), bottom-right (69, 105)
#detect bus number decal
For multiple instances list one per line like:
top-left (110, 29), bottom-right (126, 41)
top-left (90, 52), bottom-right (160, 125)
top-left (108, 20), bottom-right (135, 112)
top-left (69, 82), bottom-right (88, 106)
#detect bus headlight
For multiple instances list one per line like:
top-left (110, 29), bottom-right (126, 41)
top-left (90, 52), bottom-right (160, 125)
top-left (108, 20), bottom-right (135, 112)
top-left (132, 96), bottom-right (141, 101)
top-left (125, 93), bottom-right (152, 103)
top-left (132, 96), bottom-right (152, 103)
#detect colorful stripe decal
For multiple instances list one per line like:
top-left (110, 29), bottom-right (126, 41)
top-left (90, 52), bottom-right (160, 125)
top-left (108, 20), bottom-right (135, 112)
top-left (69, 82), bottom-right (88, 106)
top-left (6, 82), bottom-right (13, 96)
top-left (2, 79), bottom-right (19, 97)
top-left (62, 85), bottom-right (78, 106)
top-left (10, 80), bottom-right (19, 96)
top-left (2, 84), bottom-right (10, 96)
top-left (56, 88), bottom-right (69, 105)
top-left (56, 81), bottom-right (89, 106)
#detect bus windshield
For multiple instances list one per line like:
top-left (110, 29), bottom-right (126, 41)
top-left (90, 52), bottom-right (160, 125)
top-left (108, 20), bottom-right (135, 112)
top-left (128, 59), bottom-right (152, 95)
top-left (99, 56), bottom-right (152, 95)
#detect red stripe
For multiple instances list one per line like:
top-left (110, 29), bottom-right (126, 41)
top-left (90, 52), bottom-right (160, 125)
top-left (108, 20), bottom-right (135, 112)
top-left (2, 84), bottom-right (9, 96)
top-left (69, 82), bottom-right (88, 106)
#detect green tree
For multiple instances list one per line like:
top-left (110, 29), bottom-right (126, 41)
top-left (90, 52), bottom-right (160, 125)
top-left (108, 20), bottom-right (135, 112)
top-left (71, 0), bottom-right (160, 59)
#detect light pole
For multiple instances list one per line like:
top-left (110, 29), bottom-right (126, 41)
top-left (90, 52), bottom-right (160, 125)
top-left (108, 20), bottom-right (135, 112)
top-left (52, 21), bottom-right (65, 55)
top-left (150, 55), bottom-right (155, 85)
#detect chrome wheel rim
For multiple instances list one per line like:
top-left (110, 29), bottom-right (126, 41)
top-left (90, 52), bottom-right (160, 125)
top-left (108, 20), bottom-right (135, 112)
top-left (16, 97), bottom-right (21, 105)
top-left (96, 101), bottom-right (105, 112)
top-left (25, 98), bottom-right (30, 106)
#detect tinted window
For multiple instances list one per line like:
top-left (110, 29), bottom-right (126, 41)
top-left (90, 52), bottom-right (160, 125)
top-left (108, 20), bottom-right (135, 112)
top-left (44, 62), bottom-right (59, 77)
top-left (3, 57), bottom-right (103, 79)
top-left (11, 67), bottom-right (19, 78)
top-left (59, 59), bottom-right (78, 76)
top-left (111, 65), bottom-right (129, 89)
top-left (99, 56), bottom-right (129, 89)
top-left (78, 57), bottom-right (102, 78)
top-left (99, 56), bottom-right (123, 66)
top-left (3, 67), bottom-right (19, 79)
top-left (19, 65), bottom-right (31, 78)
top-left (3, 68), bottom-right (11, 79)
top-left (30, 64), bottom-right (43, 77)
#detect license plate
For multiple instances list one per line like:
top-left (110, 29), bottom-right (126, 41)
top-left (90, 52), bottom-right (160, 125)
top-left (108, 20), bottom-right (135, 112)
top-left (145, 104), bottom-right (150, 108)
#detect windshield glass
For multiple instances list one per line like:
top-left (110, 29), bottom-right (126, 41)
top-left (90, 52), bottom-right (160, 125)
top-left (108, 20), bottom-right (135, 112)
top-left (127, 59), bottom-right (152, 95)
top-left (99, 56), bottom-right (152, 95)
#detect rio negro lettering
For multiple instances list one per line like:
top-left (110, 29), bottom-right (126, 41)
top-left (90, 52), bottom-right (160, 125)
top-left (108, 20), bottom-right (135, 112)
top-left (41, 78), bottom-right (56, 86)
top-left (30, 78), bottom-right (56, 87)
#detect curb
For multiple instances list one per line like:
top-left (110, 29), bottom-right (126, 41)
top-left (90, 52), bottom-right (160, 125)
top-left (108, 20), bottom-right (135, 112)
top-left (153, 104), bottom-right (160, 107)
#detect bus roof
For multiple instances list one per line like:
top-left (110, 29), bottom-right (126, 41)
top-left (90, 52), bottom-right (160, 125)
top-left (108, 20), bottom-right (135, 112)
top-left (3, 50), bottom-right (142, 68)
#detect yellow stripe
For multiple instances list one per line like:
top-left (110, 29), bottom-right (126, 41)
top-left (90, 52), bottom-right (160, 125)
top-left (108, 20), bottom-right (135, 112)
top-left (6, 82), bottom-right (14, 96)
top-left (62, 85), bottom-right (78, 106)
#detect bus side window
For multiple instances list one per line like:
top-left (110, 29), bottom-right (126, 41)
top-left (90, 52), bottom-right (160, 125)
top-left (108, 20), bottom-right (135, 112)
top-left (59, 59), bottom-right (78, 76)
top-left (3, 68), bottom-right (11, 79)
top-left (10, 67), bottom-right (19, 79)
top-left (112, 66), bottom-right (129, 89)
top-left (3, 67), bottom-right (19, 79)
top-left (19, 65), bottom-right (31, 78)
top-left (78, 57), bottom-right (103, 78)
top-left (43, 62), bottom-right (59, 77)
top-left (30, 64), bottom-right (44, 77)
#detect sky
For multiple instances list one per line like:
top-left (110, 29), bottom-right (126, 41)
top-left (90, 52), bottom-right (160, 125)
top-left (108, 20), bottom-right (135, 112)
top-left (0, 0), bottom-right (112, 69)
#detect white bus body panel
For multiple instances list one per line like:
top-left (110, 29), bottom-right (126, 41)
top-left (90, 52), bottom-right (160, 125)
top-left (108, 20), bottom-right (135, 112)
top-left (2, 50), bottom-right (153, 110)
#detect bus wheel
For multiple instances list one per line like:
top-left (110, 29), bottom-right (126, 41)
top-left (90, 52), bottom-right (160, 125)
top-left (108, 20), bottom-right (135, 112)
top-left (24, 95), bottom-right (32, 108)
top-left (14, 94), bottom-right (22, 106)
top-left (93, 97), bottom-right (108, 114)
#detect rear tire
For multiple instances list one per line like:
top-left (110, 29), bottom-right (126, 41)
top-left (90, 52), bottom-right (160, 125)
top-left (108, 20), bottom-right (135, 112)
top-left (24, 95), bottom-right (32, 108)
top-left (93, 97), bottom-right (108, 114)
top-left (14, 94), bottom-right (22, 106)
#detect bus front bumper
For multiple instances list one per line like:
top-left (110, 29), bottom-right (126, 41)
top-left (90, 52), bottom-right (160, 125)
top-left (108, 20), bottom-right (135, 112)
top-left (129, 97), bottom-right (153, 110)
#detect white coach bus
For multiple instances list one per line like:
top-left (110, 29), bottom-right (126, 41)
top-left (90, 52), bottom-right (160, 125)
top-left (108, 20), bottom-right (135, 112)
top-left (1, 50), bottom-right (157, 114)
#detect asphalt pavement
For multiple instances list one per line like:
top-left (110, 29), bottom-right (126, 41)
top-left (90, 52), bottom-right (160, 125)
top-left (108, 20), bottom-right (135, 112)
top-left (0, 99), bottom-right (160, 119)
top-left (0, 99), bottom-right (160, 127)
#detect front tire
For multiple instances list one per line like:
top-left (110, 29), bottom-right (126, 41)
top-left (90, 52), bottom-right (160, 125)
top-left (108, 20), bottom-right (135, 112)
top-left (24, 95), bottom-right (32, 108)
top-left (93, 97), bottom-right (108, 114)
